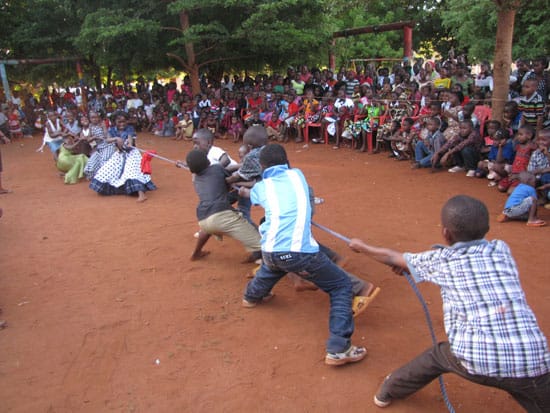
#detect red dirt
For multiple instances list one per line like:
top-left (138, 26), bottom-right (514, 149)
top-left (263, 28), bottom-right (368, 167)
top-left (0, 134), bottom-right (548, 412)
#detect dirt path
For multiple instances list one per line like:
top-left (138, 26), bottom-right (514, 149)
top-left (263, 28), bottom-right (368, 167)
top-left (0, 134), bottom-right (548, 412)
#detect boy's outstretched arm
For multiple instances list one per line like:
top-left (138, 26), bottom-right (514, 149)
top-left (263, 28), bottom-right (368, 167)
top-left (349, 238), bottom-right (408, 273)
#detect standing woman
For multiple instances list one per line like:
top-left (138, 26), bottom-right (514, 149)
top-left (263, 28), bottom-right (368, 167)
top-left (89, 111), bottom-right (156, 202)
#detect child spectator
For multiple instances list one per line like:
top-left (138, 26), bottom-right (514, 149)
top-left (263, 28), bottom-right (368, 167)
top-left (265, 112), bottom-right (283, 142)
top-left (37, 110), bottom-right (64, 158)
top-left (528, 128), bottom-right (550, 205)
top-left (516, 78), bottom-right (544, 133)
top-left (181, 149), bottom-right (262, 262)
top-left (8, 107), bottom-right (23, 140)
top-left (412, 117), bottom-right (444, 168)
top-left (226, 114), bottom-right (244, 143)
top-left (390, 117), bottom-right (416, 161)
top-left (497, 172), bottom-right (546, 227)
top-left (240, 143), bottom-right (368, 366)
top-left (502, 100), bottom-right (522, 135)
top-left (498, 126), bottom-right (537, 193)
top-left (174, 112), bottom-right (194, 141)
top-left (432, 120), bottom-right (482, 176)
top-left (478, 128), bottom-right (514, 186)
top-left (349, 195), bottom-right (550, 411)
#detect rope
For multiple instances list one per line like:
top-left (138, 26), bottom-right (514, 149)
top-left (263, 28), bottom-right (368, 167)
top-left (311, 221), bottom-right (456, 413)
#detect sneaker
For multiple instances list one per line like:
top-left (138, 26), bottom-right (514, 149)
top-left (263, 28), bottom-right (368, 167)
top-left (448, 166), bottom-right (465, 173)
top-left (241, 292), bottom-right (274, 308)
top-left (373, 375), bottom-right (392, 408)
top-left (325, 345), bottom-right (367, 366)
top-left (373, 394), bottom-right (392, 408)
top-left (487, 171), bottom-right (497, 180)
top-left (466, 170), bottom-right (476, 177)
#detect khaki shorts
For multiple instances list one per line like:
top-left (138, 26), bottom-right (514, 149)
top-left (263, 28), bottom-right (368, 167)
top-left (199, 210), bottom-right (261, 252)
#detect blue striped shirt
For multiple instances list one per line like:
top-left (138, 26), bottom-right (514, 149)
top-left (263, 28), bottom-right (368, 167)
top-left (405, 239), bottom-right (550, 378)
top-left (251, 164), bottom-right (319, 253)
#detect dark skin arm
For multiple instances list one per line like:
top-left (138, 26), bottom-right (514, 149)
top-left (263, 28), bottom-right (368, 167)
top-left (348, 238), bottom-right (408, 274)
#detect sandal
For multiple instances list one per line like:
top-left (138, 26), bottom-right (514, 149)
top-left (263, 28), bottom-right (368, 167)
top-left (526, 220), bottom-right (546, 227)
top-left (352, 287), bottom-right (381, 317)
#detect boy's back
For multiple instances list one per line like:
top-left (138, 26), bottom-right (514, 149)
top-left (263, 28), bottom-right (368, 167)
top-left (193, 164), bottom-right (232, 220)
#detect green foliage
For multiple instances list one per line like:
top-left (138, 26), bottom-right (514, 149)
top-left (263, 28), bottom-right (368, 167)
top-left (442, 0), bottom-right (549, 61)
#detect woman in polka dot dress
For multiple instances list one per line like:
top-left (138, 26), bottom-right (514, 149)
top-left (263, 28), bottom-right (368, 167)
top-left (89, 112), bottom-right (156, 202)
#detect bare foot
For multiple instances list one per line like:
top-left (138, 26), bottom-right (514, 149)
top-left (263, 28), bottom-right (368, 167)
top-left (137, 192), bottom-right (148, 203)
top-left (190, 250), bottom-right (211, 261)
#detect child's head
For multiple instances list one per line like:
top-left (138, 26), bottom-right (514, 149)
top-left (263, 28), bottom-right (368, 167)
top-left (238, 144), bottom-right (249, 160)
top-left (402, 117), bottom-right (414, 130)
top-left (429, 101), bottom-right (442, 116)
top-left (259, 143), bottom-right (288, 169)
top-left (79, 115), bottom-right (89, 127)
top-left (390, 120), bottom-right (401, 132)
top-left (485, 120), bottom-right (501, 137)
top-left (462, 102), bottom-right (475, 118)
top-left (426, 117), bottom-right (441, 133)
top-left (521, 78), bottom-right (538, 98)
top-left (192, 128), bottom-right (214, 152)
top-left (441, 195), bottom-right (489, 244)
top-left (243, 125), bottom-right (268, 148)
top-left (186, 149), bottom-right (210, 174)
top-left (448, 90), bottom-right (464, 106)
top-left (535, 128), bottom-right (550, 150)
top-left (458, 120), bottom-right (473, 137)
top-left (516, 125), bottom-right (535, 143)
top-left (183, 112), bottom-right (190, 121)
top-left (231, 114), bottom-right (239, 124)
top-left (493, 128), bottom-right (510, 143)
top-left (503, 101), bottom-right (519, 119)
top-left (518, 171), bottom-right (536, 187)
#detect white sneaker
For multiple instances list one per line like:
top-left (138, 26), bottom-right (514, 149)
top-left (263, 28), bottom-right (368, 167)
top-left (448, 166), bottom-right (465, 173)
top-left (466, 170), bottom-right (476, 177)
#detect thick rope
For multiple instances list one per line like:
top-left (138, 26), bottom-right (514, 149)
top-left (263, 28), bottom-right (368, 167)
top-left (311, 221), bottom-right (455, 413)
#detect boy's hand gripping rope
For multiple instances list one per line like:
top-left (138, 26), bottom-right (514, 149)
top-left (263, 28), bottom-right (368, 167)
top-left (311, 221), bottom-right (456, 413)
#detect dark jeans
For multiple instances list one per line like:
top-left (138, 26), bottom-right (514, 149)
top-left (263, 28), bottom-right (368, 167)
top-left (244, 250), bottom-right (354, 353)
top-left (378, 341), bottom-right (550, 412)
top-left (452, 146), bottom-right (480, 171)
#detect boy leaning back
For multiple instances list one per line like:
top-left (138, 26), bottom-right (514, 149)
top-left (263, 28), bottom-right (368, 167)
top-left (349, 195), bottom-right (549, 412)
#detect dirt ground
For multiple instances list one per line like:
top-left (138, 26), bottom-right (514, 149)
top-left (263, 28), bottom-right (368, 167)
top-left (0, 132), bottom-right (548, 413)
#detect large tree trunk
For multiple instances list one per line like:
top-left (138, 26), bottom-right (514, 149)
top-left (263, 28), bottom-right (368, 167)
top-left (180, 10), bottom-right (200, 96)
top-left (492, 1), bottom-right (519, 123)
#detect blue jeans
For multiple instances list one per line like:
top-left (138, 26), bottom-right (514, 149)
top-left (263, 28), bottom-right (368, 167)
top-left (244, 251), bottom-right (354, 353)
top-left (237, 195), bottom-right (254, 226)
top-left (414, 141), bottom-right (433, 167)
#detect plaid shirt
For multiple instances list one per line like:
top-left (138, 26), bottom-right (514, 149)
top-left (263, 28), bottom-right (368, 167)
top-left (237, 146), bottom-right (264, 181)
top-left (405, 239), bottom-right (550, 378)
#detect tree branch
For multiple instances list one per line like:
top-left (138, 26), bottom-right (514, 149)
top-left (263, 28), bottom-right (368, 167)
top-left (166, 53), bottom-right (191, 72)
top-left (161, 26), bottom-right (184, 34)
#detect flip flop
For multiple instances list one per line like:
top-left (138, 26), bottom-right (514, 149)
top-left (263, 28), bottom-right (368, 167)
top-left (352, 287), bottom-right (381, 318)
top-left (496, 214), bottom-right (509, 223)
top-left (526, 220), bottom-right (546, 227)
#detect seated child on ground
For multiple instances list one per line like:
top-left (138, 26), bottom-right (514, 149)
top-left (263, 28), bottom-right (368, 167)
top-left (498, 125), bottom-right (537, 193)
top-left (476, 127), bottom-right (514, 185)
top-left (497, 171), bottom-right (546, 227)
top-left (413, 117), bottom-right (444, 168)
top-left (175, 112), bottom-right (194, 141)
top-left (390, 117), bottom-right (417, 160)
top-left (226, 114), bottom-right (244, 143)
top-left (528, 128), bottom-right (550, 207)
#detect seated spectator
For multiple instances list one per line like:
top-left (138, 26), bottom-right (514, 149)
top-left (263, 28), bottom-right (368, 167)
top-left (477, 127), bottom-right (514, 186)
top-left (516, 78), bottom-right (544, 133)
top-left (498, 125), bottom-right (537, 193)
top-left (412, 117), bottom-right (445, 168)
top-left (497, 172), bottom-right (546, 227)
top-left (432, 119), bottom-right (482, 176)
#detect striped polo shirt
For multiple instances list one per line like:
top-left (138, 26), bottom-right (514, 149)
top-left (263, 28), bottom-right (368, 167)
top-left (251, 164), bottom-right (319, 253)
top-left (517, 92), bottom-right (544, 127)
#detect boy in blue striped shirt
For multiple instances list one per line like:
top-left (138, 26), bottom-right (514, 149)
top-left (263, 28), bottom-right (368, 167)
top-left (239, 143), bottom-right (367, 366)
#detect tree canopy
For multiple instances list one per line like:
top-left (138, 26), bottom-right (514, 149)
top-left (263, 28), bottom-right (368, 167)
top-left (1, 0), bottom-right (548, 88)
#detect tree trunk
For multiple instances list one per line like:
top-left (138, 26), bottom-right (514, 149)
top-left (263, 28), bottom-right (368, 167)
top-left (491, 2), bottom-right (519, 123)
top-left (180, 10), bottom-right (200, 96)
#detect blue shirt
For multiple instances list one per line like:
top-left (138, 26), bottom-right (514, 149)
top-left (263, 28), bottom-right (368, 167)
top-left (488, 139), bottom-right (514, 163)
top-left (251, 164), bottom-right (319, 253)
top-left (504, 183), bottom-right (536, 209)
